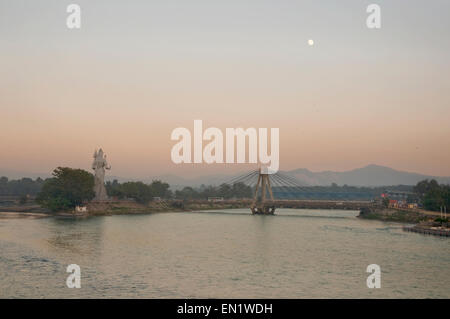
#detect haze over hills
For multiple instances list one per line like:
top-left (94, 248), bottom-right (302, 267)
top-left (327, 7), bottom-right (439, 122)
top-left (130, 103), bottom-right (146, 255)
top-left (129, 165), bottom-right (450, 188)
top-left (151, 165), bottom-right (450, 188)
top-left (287, 164), bottom-right (450, 187)
top-left (2, 165), bottom-right (450, 188)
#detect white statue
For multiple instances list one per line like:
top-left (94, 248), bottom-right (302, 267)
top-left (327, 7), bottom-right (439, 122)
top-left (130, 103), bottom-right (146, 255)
top-left (92, 148), bottom-right (111, 201)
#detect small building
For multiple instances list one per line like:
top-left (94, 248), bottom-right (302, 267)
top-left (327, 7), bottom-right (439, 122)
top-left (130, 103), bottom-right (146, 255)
top-left (389, 199), bottom-right (398, 208)
top-left (384, 190), bottom-right (414, 201)
top-left (208, 197), bottom-right (224, 202)
top-left (75, 206), bottom-right (88, 213)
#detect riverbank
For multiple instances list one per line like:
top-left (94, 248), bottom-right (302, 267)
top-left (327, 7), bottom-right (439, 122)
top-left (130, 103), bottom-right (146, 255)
top-left (358, 207), bottom-right (450, 237)
top-left (1, 200), bottom-right (446, 226)
top-left (358, 205), bottom-right (448, 226)
top-left (357, 207), bottom-right (430, 223)
top-left (0, 211), bottom-right (51, 219)
top-left (85, 200), bottom-right (250, 216)
top-left (0, 200), bottom-right (251, 218)
top-left (403, 224), bottom-right (450, 237)
top-left (0, 200), bottom-right (427, 220)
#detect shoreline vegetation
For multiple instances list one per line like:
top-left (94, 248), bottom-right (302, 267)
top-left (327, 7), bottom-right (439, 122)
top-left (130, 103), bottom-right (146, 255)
top-left (358, 206), bottom-right (435, 223)
top-left (3, 199), bottom-right (449, 237)
top-left (0, 199), bottom-right (251, 219)
top-left (0, 198), bottom-right (441, 220)
top-left (1, 168), bottom-right (448, 236)
top-left (358, 206), bottom-right (450, 237)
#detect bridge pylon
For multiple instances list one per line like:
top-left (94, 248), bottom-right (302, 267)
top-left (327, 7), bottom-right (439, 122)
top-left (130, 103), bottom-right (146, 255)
top-left (251, 168), bottom-right (276, 215)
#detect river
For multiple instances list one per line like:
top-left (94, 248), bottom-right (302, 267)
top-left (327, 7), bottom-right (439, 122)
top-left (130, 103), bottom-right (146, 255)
top-left (0, 209), bottom-right (448, 298)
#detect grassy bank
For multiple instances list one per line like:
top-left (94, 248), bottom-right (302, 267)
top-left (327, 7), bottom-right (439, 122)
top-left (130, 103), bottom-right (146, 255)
top-left (0, 200), bottom-right (251, 217)
top-left (3, 201), bottom-right (435, 223)
top-left (76, 200), bottom-right (250, 217)
top-left (358, 207), bottom-right (430, 223)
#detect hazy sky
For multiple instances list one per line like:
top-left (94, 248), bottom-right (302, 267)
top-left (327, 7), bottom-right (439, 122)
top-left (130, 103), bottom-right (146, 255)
top-left (1, 0), bottom-right (449, 178)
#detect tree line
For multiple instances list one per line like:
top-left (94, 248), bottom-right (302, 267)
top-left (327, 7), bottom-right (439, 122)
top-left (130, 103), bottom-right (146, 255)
top-left (412, 179), bottom-right (450, 211)
top-left (105, 179), bottom-right (171, 204)
top-left (2, 167), bottom-right (449, 213)
top-left (36, 167), bottom-right (95, 211)
top-left (174, 183), bottom-right (253, 200)
top-left (35, 167), bottom-right (172, 211)
top-left (0, 176), bottom-right (45, 196)
top-left (272, 183), bottom-right (413, 200)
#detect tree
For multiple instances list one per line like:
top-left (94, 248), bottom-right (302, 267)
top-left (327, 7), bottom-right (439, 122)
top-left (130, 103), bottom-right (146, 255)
top-left (149, 180), bottom-right (171, 198)
top-left (19, 194), bottom-right (28, 204)
top-left (0, 176), bottom-right (45, 196)
top-left (36, 167), bottom-right (95, 212)
top-left (120, 181), bottom-right (153, 204)
top-left (173, 182), bottom-right (252, 200)
top-left (175, 186), bottom-right (198, 200)
top-left (231, 182), bottom-right (252, 199)
top-left (423, 188), bottom-right (444, 211)
top-left (105, 179), bottom-right (124, 199)
top-left (105, 180), bottom-right (173, 203)
top-left (413, 179), bottom-right (450, 211)
top-left (414, 179), bottom-right (440, 200)
top-left (218, 184), bottom-right (232, 198)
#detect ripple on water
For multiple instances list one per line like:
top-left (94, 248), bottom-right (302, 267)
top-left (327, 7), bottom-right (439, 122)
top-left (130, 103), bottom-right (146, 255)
top-left (0, 209), bottom-right (449, 298)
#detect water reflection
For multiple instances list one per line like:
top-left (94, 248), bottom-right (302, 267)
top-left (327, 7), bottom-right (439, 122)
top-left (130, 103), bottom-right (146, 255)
top-left (46, 217), bottom-right (105, 258)
top-left (0, 209), bottom-right (448, 298)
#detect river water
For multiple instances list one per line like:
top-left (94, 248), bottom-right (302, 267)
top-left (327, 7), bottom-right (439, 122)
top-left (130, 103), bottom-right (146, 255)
top-left (0, 209), bottom-right (448, 298)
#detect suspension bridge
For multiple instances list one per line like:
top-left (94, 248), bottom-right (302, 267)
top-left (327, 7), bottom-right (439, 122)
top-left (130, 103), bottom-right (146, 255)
top-left (223, 169), bottom-right (378, 215)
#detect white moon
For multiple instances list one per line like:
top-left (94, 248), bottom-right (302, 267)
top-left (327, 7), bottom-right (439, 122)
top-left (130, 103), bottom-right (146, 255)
top-left (308, 39), bottom-right (314, 46)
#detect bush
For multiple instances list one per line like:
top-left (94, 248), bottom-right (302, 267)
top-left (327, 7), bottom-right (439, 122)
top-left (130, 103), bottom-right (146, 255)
top-left (105, 179), bottom-right (172, 204)
top-left (19, 194), bottom-right (28, 204)
top-left (414, 179), bottom-right (450, 212)
top-left (36, 167), bottom-right (95, 212)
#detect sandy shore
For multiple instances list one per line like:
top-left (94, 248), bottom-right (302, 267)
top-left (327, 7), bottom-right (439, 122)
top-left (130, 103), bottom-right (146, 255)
top-left (0, 211), bottom-right (51, 219)
top-left (0, 200), bottom-right (248, 219)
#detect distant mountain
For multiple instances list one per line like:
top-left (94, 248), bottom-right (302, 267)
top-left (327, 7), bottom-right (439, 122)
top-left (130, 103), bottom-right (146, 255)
top-left (287, 164), bottom-right (450, 187)
top-left (147, 165), bottom-right (450, 188)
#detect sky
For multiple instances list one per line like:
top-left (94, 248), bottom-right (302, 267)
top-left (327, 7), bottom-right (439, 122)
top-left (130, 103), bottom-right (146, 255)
top-left (1, 0), bottom-right (450, 179)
